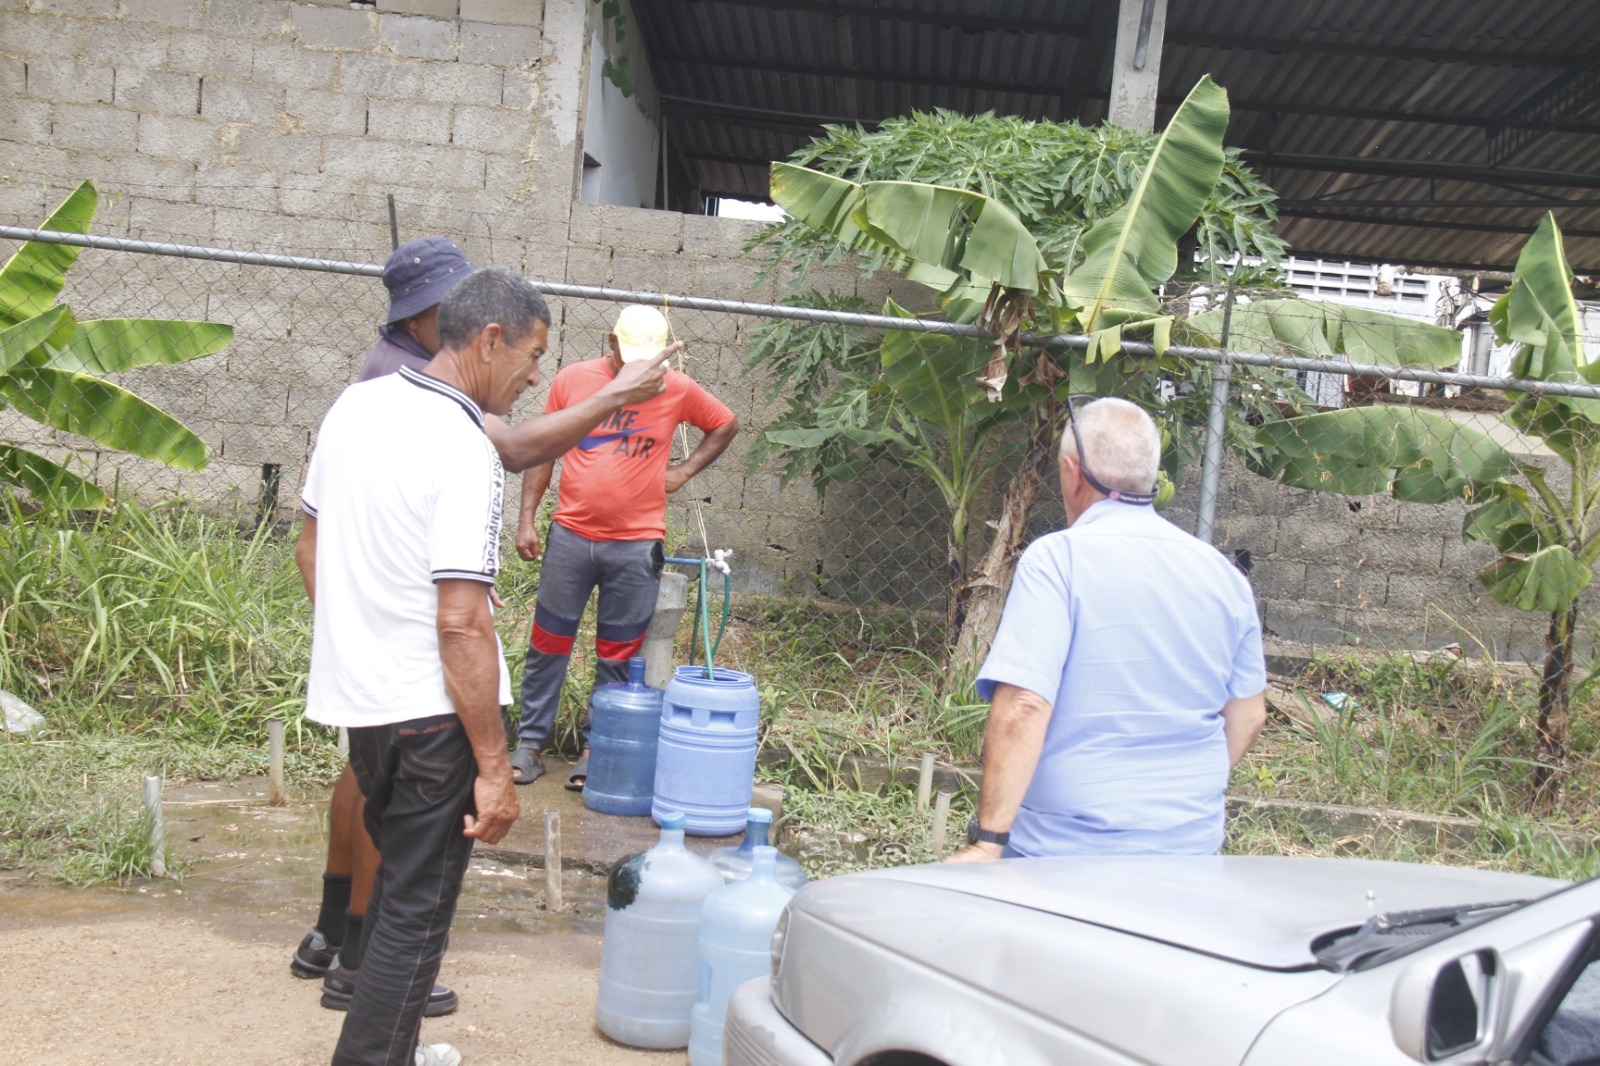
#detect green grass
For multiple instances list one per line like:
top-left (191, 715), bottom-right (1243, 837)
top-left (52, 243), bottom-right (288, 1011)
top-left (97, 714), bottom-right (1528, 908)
top-left (6, 494), bottom-right (1600, 885)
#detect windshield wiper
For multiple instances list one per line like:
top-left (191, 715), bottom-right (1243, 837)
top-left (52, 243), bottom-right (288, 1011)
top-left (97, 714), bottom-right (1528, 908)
top-left (1313, 899), bottom-right (1528, 973)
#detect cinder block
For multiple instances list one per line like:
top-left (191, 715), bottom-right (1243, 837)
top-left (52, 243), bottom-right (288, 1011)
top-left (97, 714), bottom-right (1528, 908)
top-left (321, 138), bottom-right (487, 190)
top-left (115, 68), bottom-right (202, 115)
top-left (415, 62), bottom-right (503, 104)
top-left (250, 42), bottom-right (337, 88)
top-left (502, 67), bottom-right (539, 108)
top-left (292, 4), bottom-right (376, 49)
top-left (459, 20), bottom-right (539, 65)
top-left (136, 113), bottom-right (218, 161)
top-left (460, 0), bottom-right (542, 25)
top-left (282, 88), bottom-right (368, 136)
top-left (451, 103), bottom-right (534, 154)
top-left (87, 154), bottom-right (198, 202)
top-left (0, 12), bottom-right (81, 61)
top-left (1354, 531), bottom-right (1446, 576)
top-left (0, 183), bottom-right (51, 226)
top-left (376, 0), bottom-right (458, 17)
top-left (337, 52), bottom-right (426, 98)
top-left (124, 197), bottom-right (214, 243)
top-left (225, 127), bottom-right (324, 173)
top-left (25, 59), bottom-right (114, 104)
top-left (205, 0), bottom-right (291, 38)
top-left (378, 12), bottom-right (457, 59)
top-left (0, 56), bottom-right (23, 95)
top-left (192, 162), bottom-right (280, 212)
top-left (166, 32), bottom-right (256, 75)
top-left (681, 213), bottom-right (761, 257)
top-left (608, 250), bottom-right (683, 292)
top-left (209, 203), bottom-right (298, 249)
top-left (1, 96), bottom-right (52, 145)
top-left (52, 103), bottom-right (139, 153)
top-left (199, 78), bottom-right (283, 124)
top-left (221, 423), bottom-right (309, 465)
top-left (365, 96), bottom-right (454, 142)
top-left (118, 0), bottom-right (204, 28)
top-left (594, 204), bottom-right (681, 254)
top-left (76, 19), bottom-right (172, 67)
top-left (692, 255), bottom-right (776, 303)
top-left (31, 0), bottom-right (115, 14)
top-left (287, 386), bottom-right (344, 425)
top-left (1302, 563), bottom-right (1386, 610)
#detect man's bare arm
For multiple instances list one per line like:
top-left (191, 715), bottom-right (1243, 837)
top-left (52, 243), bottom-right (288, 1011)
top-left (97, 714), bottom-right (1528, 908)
top-left (515, 462), bottom-right (554, 561)
top-left (946, 682), bottom-right (1053, 863)
top-left (295, 515), bottom-right (317, 604)
top-left (1221, 691), bottom-right (1267, 769)
top-left (484, 345), bottom-right (680, 472)
top-left (436, 579), bottom-right (519, 844)
top-left (665, 417), bottom-right (740, 495)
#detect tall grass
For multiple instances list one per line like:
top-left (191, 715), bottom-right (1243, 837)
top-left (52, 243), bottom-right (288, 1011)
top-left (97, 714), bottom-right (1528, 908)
top-left (0, 495), bottom-right (311, 743)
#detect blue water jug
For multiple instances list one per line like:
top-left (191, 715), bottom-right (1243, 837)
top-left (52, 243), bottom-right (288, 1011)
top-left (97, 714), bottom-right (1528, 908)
top-left (596, 811), bottom-right (725, 1049)
top-left (653, 666), bottom-right (761, 836)
top-left (585, 656), bottom-right (663, 817)
top-left (708, 808), bottom-right (807, 890)
top-left (688, 846), bottom-right (797, 1066)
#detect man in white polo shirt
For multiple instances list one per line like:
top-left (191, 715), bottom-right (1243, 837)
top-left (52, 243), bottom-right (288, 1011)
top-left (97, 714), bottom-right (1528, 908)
top-left (297, 267), bottom-right (671, 1066)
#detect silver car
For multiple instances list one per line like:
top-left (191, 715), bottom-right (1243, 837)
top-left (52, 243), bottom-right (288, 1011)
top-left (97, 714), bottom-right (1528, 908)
top-left (725, 855), bottom-right (1600, 1066)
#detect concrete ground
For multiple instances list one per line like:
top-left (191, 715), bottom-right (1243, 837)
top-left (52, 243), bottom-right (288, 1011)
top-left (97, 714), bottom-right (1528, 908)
top-left (0, 756), bottom-right (747, 1066)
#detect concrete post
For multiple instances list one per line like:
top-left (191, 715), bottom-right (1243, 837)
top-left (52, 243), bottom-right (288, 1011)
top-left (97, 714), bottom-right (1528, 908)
top-left (1108, 0), bottom-right (1168, 133)
top-left (642, 571), bottom-right (690, 689)
top-left (142, 775), bottom-right (166, 879)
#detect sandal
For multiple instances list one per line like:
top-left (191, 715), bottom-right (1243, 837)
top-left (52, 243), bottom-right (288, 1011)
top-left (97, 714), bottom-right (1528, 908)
top-left (509, 746), bottom-right (545, 786)
top-left (564, 751), bottom-right (589, 792)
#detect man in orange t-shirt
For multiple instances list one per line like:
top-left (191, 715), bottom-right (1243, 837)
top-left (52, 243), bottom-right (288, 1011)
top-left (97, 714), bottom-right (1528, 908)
top-left (511, 305), bottom-right (739, 789)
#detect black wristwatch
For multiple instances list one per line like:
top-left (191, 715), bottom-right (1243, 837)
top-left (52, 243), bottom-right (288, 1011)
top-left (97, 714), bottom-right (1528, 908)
top-left (966, 818), bottom-right (1009, 848)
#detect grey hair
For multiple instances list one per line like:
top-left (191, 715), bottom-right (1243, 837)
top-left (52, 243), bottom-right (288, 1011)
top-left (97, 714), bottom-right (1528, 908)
top-left (436, 266), bottom-right (552, 350)
top-left (1061, 397), bottom-right (1160, 493)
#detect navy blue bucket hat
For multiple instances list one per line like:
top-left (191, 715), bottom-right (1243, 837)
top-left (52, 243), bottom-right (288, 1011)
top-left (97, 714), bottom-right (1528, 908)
top-left (383, 237), bottom-right (472, 324)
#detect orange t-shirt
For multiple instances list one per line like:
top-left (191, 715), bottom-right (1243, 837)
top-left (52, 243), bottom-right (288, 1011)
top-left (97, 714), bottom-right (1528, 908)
top-left (546, 359), bottom-right (735, 542)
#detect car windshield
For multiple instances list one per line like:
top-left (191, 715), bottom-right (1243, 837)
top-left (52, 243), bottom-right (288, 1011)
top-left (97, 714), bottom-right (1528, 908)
top-left (1312, 899), bottom-right (1530, 973)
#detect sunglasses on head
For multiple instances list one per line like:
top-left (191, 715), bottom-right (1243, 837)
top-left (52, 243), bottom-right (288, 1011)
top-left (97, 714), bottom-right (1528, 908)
top-left (1065, 395), bottom-right (1157, 506)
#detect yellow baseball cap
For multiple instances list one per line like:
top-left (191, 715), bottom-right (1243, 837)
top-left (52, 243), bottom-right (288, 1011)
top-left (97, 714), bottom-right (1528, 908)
top-left (613, 304), bottom-right (670, 364)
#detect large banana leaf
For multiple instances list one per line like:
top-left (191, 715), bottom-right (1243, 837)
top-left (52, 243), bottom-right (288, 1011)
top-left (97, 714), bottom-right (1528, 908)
top-left (0, 443), bottom-right (109, 508)
top-left (47, 319), bottom-right (234, 374)
top-left (1464, 481), bottom-right (1553, 556)
top-left (770, 162), bottom-right (1045, 313)
top-left (1191, 299), bottom-right (1464, 369)
top-left (879, 301), bottom-right (994, 428)
top-left (1250, 407), bottom-right (1517, 504)
top-left (1057, 76), bottom-right (1229, 333)
top-left (0, 367), bottom-right (211, 469)
top-left (1480, 544), bottom-right (1590, 613)
top-left (0, 307), bottom-right (74, 374)
top-left (1491, 213), bottom-right (1586, 385)
top-left (0, 181), bottom-right (95, 330)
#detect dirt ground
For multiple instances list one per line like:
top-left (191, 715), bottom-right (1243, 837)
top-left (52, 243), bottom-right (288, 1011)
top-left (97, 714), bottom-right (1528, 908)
top-left (0, 781), bottom-right (690, 1066)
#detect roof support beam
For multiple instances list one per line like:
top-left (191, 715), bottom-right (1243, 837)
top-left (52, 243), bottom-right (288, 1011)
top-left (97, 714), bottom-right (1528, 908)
top-left (1245, 153), bottom-right (1600, 191)
top-left (1279, 208), bottom-right (1600, 241)
top-left (1165, 31), bottom-right (1577, 67)
top-left (665, 0), bottom-right (1090, 36)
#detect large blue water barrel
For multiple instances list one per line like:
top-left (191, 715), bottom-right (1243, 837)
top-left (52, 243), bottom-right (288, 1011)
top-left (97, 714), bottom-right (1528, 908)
top-left (688, 847), bottom-right (797, 1066)
top-left (653, 666), bottom-right (761, 836)
top-left (596, 811), bottom-right (725, 1049)
top-left (585, 656), bottom-right (663, 817)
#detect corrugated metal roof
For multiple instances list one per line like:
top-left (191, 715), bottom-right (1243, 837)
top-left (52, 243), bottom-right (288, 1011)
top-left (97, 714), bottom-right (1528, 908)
top-left (636, 0), bottom-right (1600, 272)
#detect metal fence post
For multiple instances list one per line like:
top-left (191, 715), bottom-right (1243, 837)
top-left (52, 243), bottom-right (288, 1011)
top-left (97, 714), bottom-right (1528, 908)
top-left (1194, 274), bottom-right (1238, 546)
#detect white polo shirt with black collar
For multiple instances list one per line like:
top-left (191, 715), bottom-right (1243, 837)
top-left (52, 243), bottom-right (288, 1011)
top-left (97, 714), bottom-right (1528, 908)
top-left (302, 366), bottom-right (510, 728)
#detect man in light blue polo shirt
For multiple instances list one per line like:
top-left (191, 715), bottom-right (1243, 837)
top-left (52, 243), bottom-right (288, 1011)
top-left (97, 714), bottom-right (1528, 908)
top-left (949, 397), bottom-right (1267, 861)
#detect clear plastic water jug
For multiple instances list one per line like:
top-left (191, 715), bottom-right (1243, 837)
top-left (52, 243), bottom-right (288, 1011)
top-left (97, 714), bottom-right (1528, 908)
top-left (708, 807), bottom-right (807, 890)
top-left (654, 665), bottom-right (761, 836)
top-left (688, 847), bottom-right (797, 1066)
top-left (585, 656), bottom-right (663, 817)
top-left (596, 811), bottom-right (725, 1049)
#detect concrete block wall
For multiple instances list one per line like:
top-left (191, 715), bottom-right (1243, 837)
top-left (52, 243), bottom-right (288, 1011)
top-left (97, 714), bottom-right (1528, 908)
top-left (0, 0), bottom-right (1565, 654)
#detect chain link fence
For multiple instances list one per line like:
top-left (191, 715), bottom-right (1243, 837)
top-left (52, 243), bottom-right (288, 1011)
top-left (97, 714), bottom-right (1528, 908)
top-left (3, 221), bottom-right (1600, 659)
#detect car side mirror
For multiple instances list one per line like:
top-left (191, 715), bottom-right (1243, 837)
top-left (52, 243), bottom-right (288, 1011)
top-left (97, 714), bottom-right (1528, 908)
top-left (1391, 948), bottom-right (1502, 1062)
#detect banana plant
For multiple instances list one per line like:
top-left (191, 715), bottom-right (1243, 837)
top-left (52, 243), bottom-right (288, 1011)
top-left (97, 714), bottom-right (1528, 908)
top-left (1248, 213), bottom-right (1594, 801)
top-left (0, 182), bottom-right (231, 507)
top-left (1187, 299), bottom-right (1467, 370)
top-left (770, 77), bottom-right (1234, 668)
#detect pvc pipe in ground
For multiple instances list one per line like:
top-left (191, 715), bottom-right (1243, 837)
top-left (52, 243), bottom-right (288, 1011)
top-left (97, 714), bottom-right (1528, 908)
top-left (931, 791), bottom-right (952, 858)
top-left (143, 775), bottom-right (166, 878)
top-left (642, 571), bottom-right (690, 689)
top-left (916, 753), bottom-right (936, 811)
top-left (267, 719), bottom-right (286, 806)
top-left (544, 810), bottom-right (563, 911)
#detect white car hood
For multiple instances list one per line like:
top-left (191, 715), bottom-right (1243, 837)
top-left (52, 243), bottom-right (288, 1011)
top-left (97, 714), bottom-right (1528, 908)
top-left (854, 855), bottom-right (1564, 969)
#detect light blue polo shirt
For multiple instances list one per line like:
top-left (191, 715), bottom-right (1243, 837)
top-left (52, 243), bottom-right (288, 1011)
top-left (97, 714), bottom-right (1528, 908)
top-left (976, 500), bottom-right (1266, 857)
